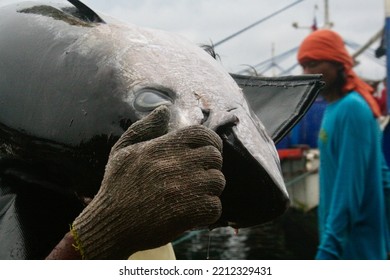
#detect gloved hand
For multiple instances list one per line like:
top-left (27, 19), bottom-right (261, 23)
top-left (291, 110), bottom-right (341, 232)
top-left (71, 106), bottom-right (225, 259)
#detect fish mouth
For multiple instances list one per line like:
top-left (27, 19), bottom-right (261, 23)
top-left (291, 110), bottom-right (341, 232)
top-left (212, 126), bottom-right (289, 229)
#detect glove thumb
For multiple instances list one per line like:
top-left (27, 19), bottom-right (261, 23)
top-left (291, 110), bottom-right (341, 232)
top-left (111, 105), bottom-right (170, 152)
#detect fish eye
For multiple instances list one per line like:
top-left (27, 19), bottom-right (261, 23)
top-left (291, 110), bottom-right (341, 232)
top-left (133, 89), bottom-right (173, 112)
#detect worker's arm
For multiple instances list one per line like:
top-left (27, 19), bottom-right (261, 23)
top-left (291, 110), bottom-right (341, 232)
top-left (46, 232), bottom-right (81, 260)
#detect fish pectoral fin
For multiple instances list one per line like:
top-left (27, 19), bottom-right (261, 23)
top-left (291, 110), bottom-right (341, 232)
top-left (231, 74), bottom-right (324, 144)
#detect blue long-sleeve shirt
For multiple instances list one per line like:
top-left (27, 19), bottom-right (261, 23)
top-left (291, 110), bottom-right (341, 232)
top-left (316, 91), bottom-right (390, 260)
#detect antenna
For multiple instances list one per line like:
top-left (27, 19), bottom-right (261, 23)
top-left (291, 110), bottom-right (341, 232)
top-left (292, 0), bottom-right (333, 31)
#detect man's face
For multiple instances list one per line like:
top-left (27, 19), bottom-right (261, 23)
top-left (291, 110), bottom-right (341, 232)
top-left (300, 60), bottom-right (340, 94)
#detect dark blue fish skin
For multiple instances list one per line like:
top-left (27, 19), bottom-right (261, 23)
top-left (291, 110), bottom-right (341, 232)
top-left (0, 1), bottom-right (289, 228)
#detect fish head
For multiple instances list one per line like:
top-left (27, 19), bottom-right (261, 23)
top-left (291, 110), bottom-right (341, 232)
top-left (106, 22), bottom-right (289, 228)
top-left (0, 1), bottom-right (289, 228)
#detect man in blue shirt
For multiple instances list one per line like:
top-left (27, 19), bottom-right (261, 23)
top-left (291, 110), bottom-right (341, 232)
top-left (297, 29), bottom-right (390, 259)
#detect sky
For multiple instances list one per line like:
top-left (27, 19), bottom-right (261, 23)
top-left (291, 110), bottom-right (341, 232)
top-left (0, 0), bottom-right (387, 80)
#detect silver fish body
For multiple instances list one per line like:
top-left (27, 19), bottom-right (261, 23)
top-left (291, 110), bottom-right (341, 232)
top-left (0, 1), bottom-right (289, 228)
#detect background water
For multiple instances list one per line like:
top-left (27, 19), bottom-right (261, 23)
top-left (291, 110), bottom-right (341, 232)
top-left (172, 207), bottom-right (319, 260)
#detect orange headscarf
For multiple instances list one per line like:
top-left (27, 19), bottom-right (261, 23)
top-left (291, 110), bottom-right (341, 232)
top-left (297, 29), bottom-right (381, 118)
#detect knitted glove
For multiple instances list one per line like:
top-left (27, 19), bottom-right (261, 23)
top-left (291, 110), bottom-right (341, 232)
top-left (72, 106), bottom-right (225, 259)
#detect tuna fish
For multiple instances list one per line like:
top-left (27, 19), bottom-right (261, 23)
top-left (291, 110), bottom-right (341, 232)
top-left (0, 0), bottom-right (322, 230)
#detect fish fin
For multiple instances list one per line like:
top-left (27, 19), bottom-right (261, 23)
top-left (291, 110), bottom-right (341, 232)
top-left (67, 0), bottom-right (105, 23)
top-left (231, 74), bottom-right (324, 144)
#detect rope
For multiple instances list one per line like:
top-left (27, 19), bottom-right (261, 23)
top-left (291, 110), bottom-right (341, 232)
top-left (213, 0), bottom-right (305, 47)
